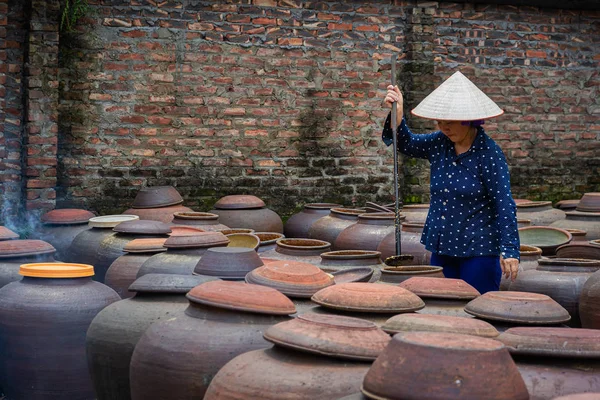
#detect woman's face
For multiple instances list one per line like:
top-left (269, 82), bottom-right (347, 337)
top-left (436, 120), bottom-right (471, 143)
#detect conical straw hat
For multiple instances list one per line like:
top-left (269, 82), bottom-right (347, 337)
top-left (411, 71), bottom-right (503, 121)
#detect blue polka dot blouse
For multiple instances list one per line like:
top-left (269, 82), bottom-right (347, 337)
top-left (382, 114), bottom-right (520, 260)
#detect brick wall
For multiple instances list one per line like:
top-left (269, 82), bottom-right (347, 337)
top-left (1, 0), bottom-right (599, 221)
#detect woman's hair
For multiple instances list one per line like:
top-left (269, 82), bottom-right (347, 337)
top-left (461, 120), bottom-right (485, 127)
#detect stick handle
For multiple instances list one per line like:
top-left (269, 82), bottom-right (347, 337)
top-left (390, 54), bottom-right (401, 256)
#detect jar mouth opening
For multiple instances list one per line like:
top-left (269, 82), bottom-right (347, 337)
top-left (277, 238), bottom-right (330, 250)
top-left (358, 212), bottom-right (397, 221)
top-left (321, 250), bottom-right (381, 260)
top-left (254, 232), bottom-right (285, 245)
top-left (330, 208), bottom-right (365, 216)
top-left (304, 203), bottom-right (342, 210)
top-left (516, 201), bottom-right (552, 209)
top-left (173, 212), bottom-right (219, 220)
top-left (219, 229), bottom-right (255, 235)
top-left (519, 245), bottom-right (543, 256)
top-left (382, 265), bottom-right (443, 274)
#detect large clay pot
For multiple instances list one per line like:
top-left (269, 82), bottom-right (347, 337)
top-left (335, 213), bottom-right (399, 252)
top-left (0, 239), bottom-right (56, 288)
top-left (500, 245), bottom-right (543, 290)
top-left (210, 195), bottom-right (283, 233)
top-left (552, 211), bottom-right (600, 241)
top-left (517, 201), bottom-right (566, 226)
top-left (170, 212), bottom-right (229, 232)
top-left (377, 222), bottom-right (431, 264)
top-left (86, 274), bottom-right (219, 400)
top-left (401, 203), bottom-right (430, 224)
top-left (33, 209), bottom-right (95, 261)
top-left (259, 238), bottom-right (331, 265)
top-left (509, 258), bottom-right (600, 327)
top-left (308, 208), bottom-right (364, 249)
top-left (123, 205), bottom-right (194, 224)
top-left (580, 269), bottom-right (600, 329)
top-left (318, 250), bottom-right (384, 283)
top-left (129, 281), bottom-right (295, 399)
top-left (205, 346), bottom-right (370, 399)
top-left (0, 263), bottom-right (119, 400)
top-left (284, 203), bottom-right (341, 239)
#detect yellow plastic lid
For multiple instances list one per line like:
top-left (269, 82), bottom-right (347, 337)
top-left (19, 263), bottom-right (95, 278)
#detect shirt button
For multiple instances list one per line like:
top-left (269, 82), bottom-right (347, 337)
top-left (452, 162), bottom-right (457, 166)
top-left (444, 189), bottom-right (449, 193)
top-left (443, 202), bottom-right (447, 205)
top-left (441, 216), bottom-right (446, 220)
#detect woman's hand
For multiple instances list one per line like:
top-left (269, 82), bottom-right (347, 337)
top-left (383, 85), bottom-right (404, 123)
top-left (501, 257), bottom-right (519, 282)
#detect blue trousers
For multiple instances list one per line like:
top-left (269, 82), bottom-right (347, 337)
top-left (430, 253), bottom-right (502, 294)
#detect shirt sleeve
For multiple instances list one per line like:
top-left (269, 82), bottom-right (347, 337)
top-left (381, 112), bottom-right (437, 160)
top-left (481, 147), bottom-right (520, 260)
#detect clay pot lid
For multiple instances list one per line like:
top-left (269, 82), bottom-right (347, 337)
top-left (41, 209), bottom-right (95, 225)
top-left (219, 228), bottom-right (255, 234)
top-left (193, 247), bottom-right (264, 280)
top-left (164, 231), bottom-right (229, 248)
top-left (330, 208), bottom-right (366, 216)
top-left (517, 218), bottom-right (531, 226)
top-left (246, 260), bottom-right (334, 298)
top-left (0, 226), bottom-right (19, 240)
top-left (537, 258), bottom-right (600, 271)
top-left (276, 238), bottom-right (331, 251)
top-left (498, 327), bottom-right (600, 358)
top-left (168, 226), bottom-right (206, 236)
top-left (214, 195), bottom-right (265, 210)
top-left (556, 199), bottom-right (580, 210)
top-left (255, 232), bottom-right (284, 246)
top-left (311, 283), bottom-right (425, 313)
top-left (226, 233), bottom-right (260, 250)
top-left (172, 212), bottom-right (219, 221)
top-left (320, 250), bottom-right (381, 261)
top-left (519, 226), bottom-right (572, 250)
top-left (123, 238), bottom-right (167, 253)
top-left (566, 228), bottom-right (587, 237)
top-left (89, 215), bottom-right (139, 228)
top-left (553, 394), bottom-right (600, 400)
top-left (20, 263), bottom-right (94, 278)
top-left (331, 267), bottom-right (374, 284)
top-left (264, 312), bottom-right (391, 361)
top-left (520, 244), bottom-right (543, 256)
top-left (556, 243), bottom-right (600, 260)
top-left (381, 265), bottom-right (444, 277)
top-left (576, 192), bottom-right (600, 213)
top-left (132, 185), bottom-right (184, 209)
top-left (187, 280), bottom-right (296, 315)
top-left (113, 220), bottom-right (172, 235)
top-left (464, 291), bottom-right (571, 324)
top-left (357, 212), bottom-right (396, 221)
top-left (129, 273), bottom-right (220, 294)
top-left (402, 203), bottom-right (430, 210)
top-left (381, 313), bottom-right (499, 338)
top-left (566, 210), bottom-right (600, 218)
top-left (0, 239), bottom-right (56, 258)
top-left (399, 277), bottom-right (480, 300)
top-left (304, 203), bottom-right (342, 210)
top-left (517, 200), bottom-right (552, 209)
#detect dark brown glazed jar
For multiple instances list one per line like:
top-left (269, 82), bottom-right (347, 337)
top-left (580, 269), bottom-right (600, 329)
top-left (86, 274), bottom-right (220, 400)
top-left (308, 208), bottom-right (364, 249)
top-left (509, 258), bottom-right (600, 327)
top-left (129, 281), bottom-right (295, 399)
top-left (377, 222), bottom-right (431, 264)
top-left (210, 195), bottom-right (283, 233)
top-left (0, 263), bottom-right (119, 400)
top-left (259, 238), bottom-right (331, 265)
top-left (500, 245), bottom-right (543, 291)
top-left (317, 250), bottom-right (383, 283)
top-left (33, 209), bottom-right (95, 261)
top-left (284, 203), bottom-right (341, 239)
top-left (517, 201), bottom-right (566, 226)
top-left (335, 213), bottom-right (400, 252)
top-left (170, 212), bottom-right (229, 232)
top-left (0, 239), bottom-right (56, 288)
top-left (552, 211), bottom-right (600, 241)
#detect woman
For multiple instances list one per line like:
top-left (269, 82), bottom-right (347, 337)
top-left (381, 71), bottom-right (519, 294)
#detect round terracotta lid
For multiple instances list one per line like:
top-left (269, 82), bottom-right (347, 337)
top-left (311, 283), bottom-right (425, 313)
top-left (358, 212), bottom-right (396, 221)
top-left (164, 231), bottom-right (229, 248)
top-left (0, 226), bottom-right (19, 240)
top-left (304, 203), bottom-right (342, 209)
top-left (399, 277), bottom-right (480, 300)
top-left (113, 220), bottom-right (172, 235)
top-left (464, 291), bottom-right (571, 325)
top-left (498, 327), bottom-right (600, 358)
top-left (41, 209), bottom-right (95, 225)
top-left (517, 200), bottom-right (552, 209)
top-left (246, 260), bottom-right (334, 298)
top-left (172, 211), bottom-right (219, 221)
top-left (264, 312), bottom-right (391, 361)
top-left (555, 199), bottom-right (580, 210)
top-left (576, 192), bottom-right (600, 213)
top-left (187, 280), bottom-right (296, 315)
top-left (89, 215), bottom-right (139, 228)
top-left (331, 267), bottom-right (374, 284)
top-left (123, 238), bottom-right (167, 253)
top-left (214, 195), bottom-right (266, 210)
top-left (20, 263), bottom-right (94, 278)
top-left (330, 207), bottom-right (366, 216)
top-left (381, 313), bottom-right (499, 338)
top-left (169, 226), bottom-right (206, 236)
top-left (129, 273), bottom-right (220, 294)
top-left (132, 185), bottom-right (184, 209)
top-left (0, 239), bottom-right (55, 258)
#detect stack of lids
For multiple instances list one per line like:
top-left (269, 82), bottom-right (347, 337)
top-left (186, 280), bottom-right (296, 315)
top-left (164, 231), bottom-right (229, 249)
top-left (113, 220), bottom-right (172, 235)
top-left (41, 209), bottom-right (95, 225)
top-left (169, 226), bottom-right (205, 236)
top-left (123, 238), bottom-right (167, 254)
top-left (0, 226), bottom-right (19, 241)
top-left (246, 260), bottom-right (334, 298)
top-left (464, 291), bottom-right (571, 325)
top-left (132, 186), bottom-right (184, 209)
top-left (264, 313), bottom-right (390, 361)
top-left (194, 247), bottom-right (264, 280)
top-left (0, 240), bottom-right (55, 258)
top-left (214, 195), bottom-right (265, 210)
top-left (89, 215), bottom-right (139, 229)
top-left (498, 327), bottom-right (600, 358)
top-left (128, 273), bottom-right (220, 294)
top-left (381, 313), bottom-right (499, 338)
top-left (311, 283), bottom-right (424, 313)
top-left (399, 277), bottom-right (480, 300)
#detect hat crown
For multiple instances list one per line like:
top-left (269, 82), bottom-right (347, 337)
top-left (411, 71), bottom-right (504, 121)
